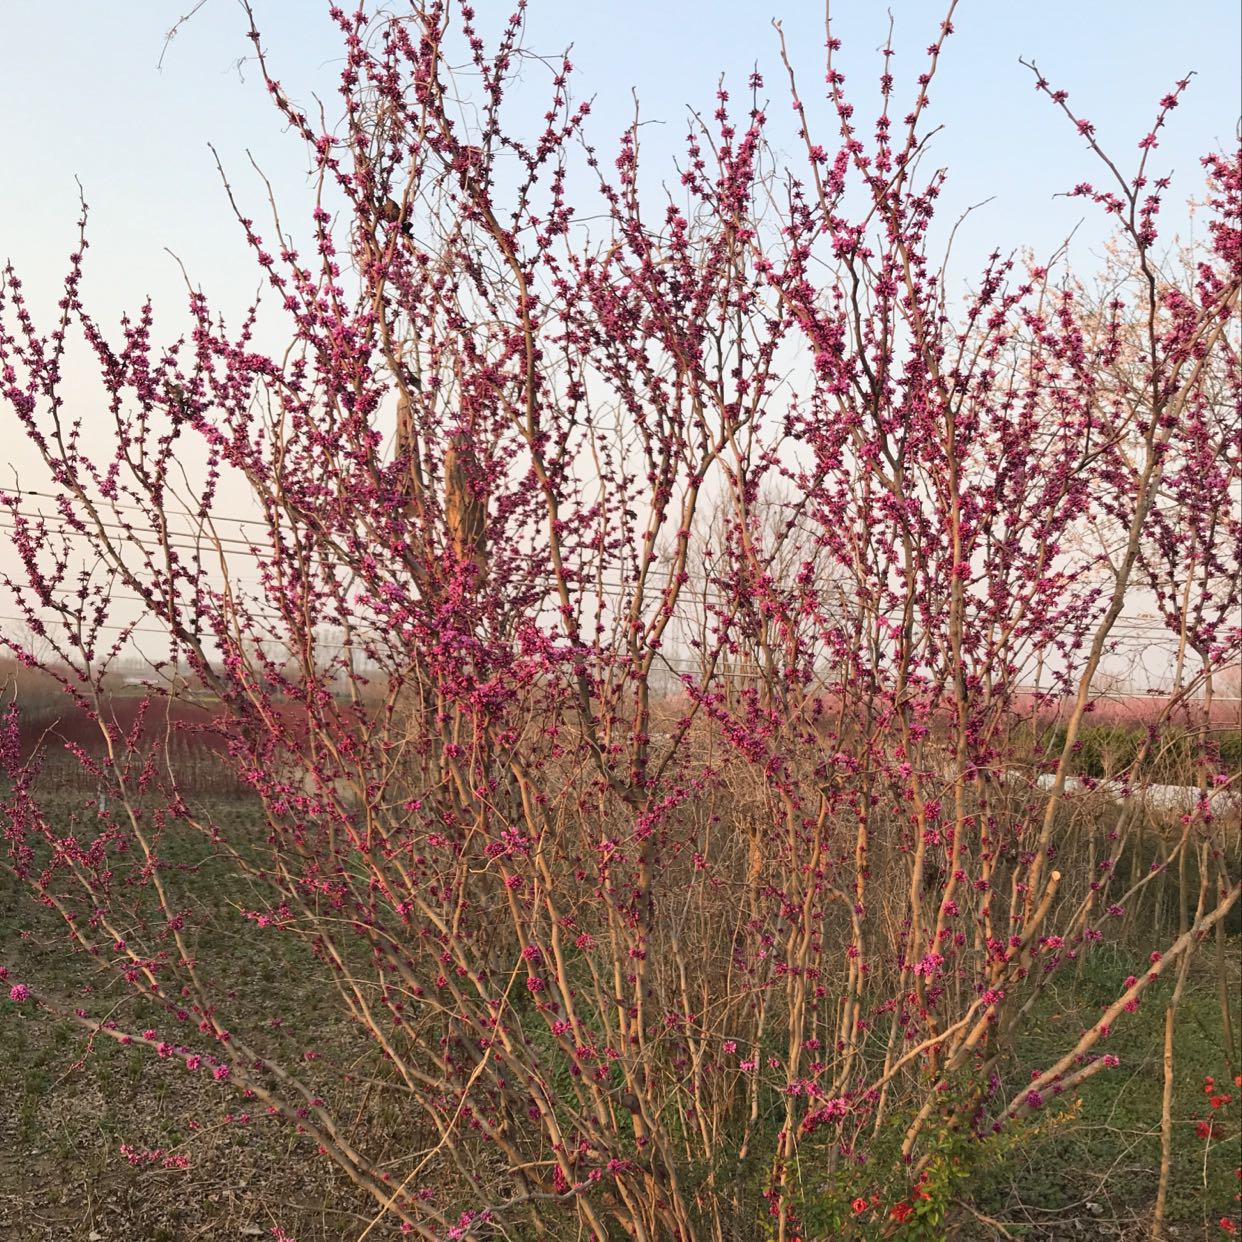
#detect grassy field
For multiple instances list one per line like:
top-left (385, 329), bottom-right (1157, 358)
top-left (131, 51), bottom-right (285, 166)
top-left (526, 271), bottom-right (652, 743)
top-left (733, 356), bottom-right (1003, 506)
top-left (1, 793), bottom-right (1238, 1240)
top-left (969, 949), bottom-right (1240, 1238)
top-left (0, 794), bottom-right (411, 1241)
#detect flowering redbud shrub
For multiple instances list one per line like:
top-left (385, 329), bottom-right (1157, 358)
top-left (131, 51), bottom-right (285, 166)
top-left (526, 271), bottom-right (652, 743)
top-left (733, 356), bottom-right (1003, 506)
top-left (1, 3), bottom-right (1238, 1238)
top-left (1196, 1072), bottom-right (1241, 1236)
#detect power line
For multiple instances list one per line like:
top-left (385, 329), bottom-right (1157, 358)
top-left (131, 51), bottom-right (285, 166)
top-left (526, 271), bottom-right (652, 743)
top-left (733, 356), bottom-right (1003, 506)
top-left (7, 488), bottom-right (266, 529)
top-left (2, 504), bottom-right (1235, 667)
top-left (2, 512), bottom-right (1230, 628)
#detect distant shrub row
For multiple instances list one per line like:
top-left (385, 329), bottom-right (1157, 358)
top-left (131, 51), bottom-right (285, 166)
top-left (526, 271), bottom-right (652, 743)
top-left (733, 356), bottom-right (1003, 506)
top-left (1044, 724), bottom-right (1242, 782)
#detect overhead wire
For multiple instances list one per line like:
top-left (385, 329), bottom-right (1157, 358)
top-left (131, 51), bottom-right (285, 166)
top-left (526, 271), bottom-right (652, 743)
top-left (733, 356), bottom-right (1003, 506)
top-left (1, 508), bottom-right (1227, 628)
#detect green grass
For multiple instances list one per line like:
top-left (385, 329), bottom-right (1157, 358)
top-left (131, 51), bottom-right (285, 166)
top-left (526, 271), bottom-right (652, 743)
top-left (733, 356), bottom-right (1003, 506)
top-left (961, 944), bottom-right (1241, 1235)
top-left (2, 790), bottom-right (1238, 1239)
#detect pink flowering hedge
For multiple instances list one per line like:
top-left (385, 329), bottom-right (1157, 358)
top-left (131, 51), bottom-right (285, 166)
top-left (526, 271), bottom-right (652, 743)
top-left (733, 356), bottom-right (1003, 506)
top-left (1, 3), bottom-right (1239, 1238)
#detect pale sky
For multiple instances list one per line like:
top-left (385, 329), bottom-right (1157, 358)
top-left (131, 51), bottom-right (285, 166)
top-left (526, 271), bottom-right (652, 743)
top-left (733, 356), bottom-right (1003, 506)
top-left (2, 1), bottom-right (1238, 327)
top-left (0, 2), bottom-right (1238, 683)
